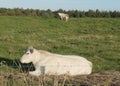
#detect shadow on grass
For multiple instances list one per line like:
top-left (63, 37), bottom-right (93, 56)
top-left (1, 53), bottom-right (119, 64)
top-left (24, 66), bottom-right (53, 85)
top-left (0, 56), bottom-right (35, 72)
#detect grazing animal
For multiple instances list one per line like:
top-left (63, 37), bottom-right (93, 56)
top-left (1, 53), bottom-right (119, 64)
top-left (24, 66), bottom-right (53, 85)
top-left (58, 12), bottom-right (69, 21)
top-left (20, 47), bottom-right (92, 76)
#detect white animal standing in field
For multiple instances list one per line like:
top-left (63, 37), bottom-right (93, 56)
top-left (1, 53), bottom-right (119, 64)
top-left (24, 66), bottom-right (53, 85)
top-left (20, 47), bottom-right (92, 76)
top-left (58, 12), bottom-right (69, 21)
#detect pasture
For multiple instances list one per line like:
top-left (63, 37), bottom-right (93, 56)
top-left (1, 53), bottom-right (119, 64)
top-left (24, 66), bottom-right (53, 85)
top-left (0, 16), bottom-right (120, 85)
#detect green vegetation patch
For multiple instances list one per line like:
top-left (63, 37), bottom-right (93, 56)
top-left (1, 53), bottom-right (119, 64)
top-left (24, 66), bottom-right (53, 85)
top-left (0, 16), bottom-right (120, 73)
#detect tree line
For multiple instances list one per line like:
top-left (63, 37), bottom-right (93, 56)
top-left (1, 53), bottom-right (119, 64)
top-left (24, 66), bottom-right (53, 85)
top-left (0, 8), bottom-right (120, 18)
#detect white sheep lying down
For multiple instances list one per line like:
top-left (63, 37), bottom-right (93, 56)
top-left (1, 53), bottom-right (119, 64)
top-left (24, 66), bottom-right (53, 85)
top-left (20, 47), bottom-right (92, 76)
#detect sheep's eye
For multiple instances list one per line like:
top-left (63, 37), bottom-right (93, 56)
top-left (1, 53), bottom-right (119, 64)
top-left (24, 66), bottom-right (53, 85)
top-left (26, 53), bottom-right (29, 55)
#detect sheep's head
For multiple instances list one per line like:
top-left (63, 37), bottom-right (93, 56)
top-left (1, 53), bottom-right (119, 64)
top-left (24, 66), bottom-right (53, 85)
top-left (20, 46), bottom-right (34, 63)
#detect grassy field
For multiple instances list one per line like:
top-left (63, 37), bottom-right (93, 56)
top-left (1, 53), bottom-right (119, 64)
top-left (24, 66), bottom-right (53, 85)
top-left (0, 16), bottom-right (120, 73)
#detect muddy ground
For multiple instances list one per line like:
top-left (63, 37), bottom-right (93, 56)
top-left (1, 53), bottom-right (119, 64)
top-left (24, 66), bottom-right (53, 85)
top-left (0, 71), bottom-right (120, 86)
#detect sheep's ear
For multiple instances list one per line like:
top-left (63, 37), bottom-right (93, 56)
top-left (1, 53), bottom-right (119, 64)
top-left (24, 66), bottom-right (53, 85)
top-left (30, 48), bottom-right (34, 53)
top-left (28, 46), bottom-right (34, 53)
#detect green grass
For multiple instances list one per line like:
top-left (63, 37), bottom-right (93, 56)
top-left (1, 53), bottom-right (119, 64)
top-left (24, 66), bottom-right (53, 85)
top-left (0, 16), bottom-right (120, 73)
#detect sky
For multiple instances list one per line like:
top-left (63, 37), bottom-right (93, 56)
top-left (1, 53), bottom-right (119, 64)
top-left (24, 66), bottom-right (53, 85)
top-left (0, 0), bottom-right (120, 11)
